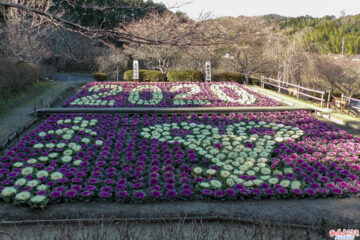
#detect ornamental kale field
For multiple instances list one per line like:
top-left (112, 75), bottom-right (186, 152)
top-left (0, 110), bottom-right (359, 208)
top-left (63, 82), bottom-right (279, 107)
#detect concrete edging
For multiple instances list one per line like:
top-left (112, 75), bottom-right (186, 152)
top-left (35, 106), bottom-right (314, 116)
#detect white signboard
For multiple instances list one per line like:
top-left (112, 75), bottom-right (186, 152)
top-left (205, 61), bottom-right (211, 82)
top-left (133, 60), bottom-right (139, 80)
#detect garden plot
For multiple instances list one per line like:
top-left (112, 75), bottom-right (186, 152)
top-left (63, 82), bottom-right (280, 108)
top-left (0, 111), bottom-right (359, 208)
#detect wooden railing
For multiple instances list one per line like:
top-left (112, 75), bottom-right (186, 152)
top-left (260, 77), bottom-right (326, 107)
top-left (342, 95), bottom-right (360, 116)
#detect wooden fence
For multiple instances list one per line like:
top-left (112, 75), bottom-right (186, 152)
top-left (260, 77), bottom-right (326, 107)
top-left (339, 95), bottom-right (360, 116)
top-left (260, 76), bottom-right (360, 116)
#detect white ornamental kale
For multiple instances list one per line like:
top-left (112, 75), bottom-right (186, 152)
top-left (128, 85), bottom-right (163, 106)
top-left (70, 85), bottom-right (122, 106)
top-left (210, 83), bottom-right (257, 104)
top-left (6, 117), bottom-right (101, 204)
top-left (169, 84), bottom-right (211, 106)
top-left (141, 121), bottom-right (305, 190)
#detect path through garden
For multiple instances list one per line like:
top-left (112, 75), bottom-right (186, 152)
top-left (0, 75), bottom-right (91, 145)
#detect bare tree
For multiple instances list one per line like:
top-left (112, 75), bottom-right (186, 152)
top-left (217, 16), bottom-right (272, 83)
top-left (263, 32), bottom-right (288, 78)
top-left (123, 12), bottom-right (202, 75)
top-left (95, 48), bottom-right (129, 81)
top-left (264, 29), bottom-right (316, 88)
top-left (281, 31), bottom-right (313, 85)
top-left (0, 1), bottom-right (216, 47)
top-left (0, 0), bottom-right (54, 64)
top-left (309, 55), bottom-right (360, 97)
top-left (176, 20), bottom-right (221, 73)
top-left (306, 55), bottom-right (343, 91)
top-left (176, 45), bottom-right (218, 74)
top-left (338, 59), bottom-right (360, 98)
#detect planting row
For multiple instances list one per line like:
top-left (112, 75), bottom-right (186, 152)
top-left (63, 82), bottom-right (279, 108)
top-left (0, 111), bottom-right (359, 207)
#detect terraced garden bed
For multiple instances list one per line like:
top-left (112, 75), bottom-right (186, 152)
top-left (63, 82), bottom-right (280, 108)
top-left (1, 111), bottom-right (359, 208)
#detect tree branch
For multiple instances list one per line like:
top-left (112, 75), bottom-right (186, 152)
top-left (0, 1), bottom-right (196, 46)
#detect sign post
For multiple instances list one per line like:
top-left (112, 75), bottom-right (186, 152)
top-left (205, 61), bottom-right (211, 82)
top-left (133, 60), bottom-right (139, 80)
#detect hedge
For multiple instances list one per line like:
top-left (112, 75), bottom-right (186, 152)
top-left (212, 72), bottom-right (260, 85)
top-left (93, 72), bottom-right (108, 81)
top-left (166, 70), bottom-right (204, 82)
top-left (212, 72), bottom-right (244, 83)
top-left (123, 70), bottom-right (163, 82)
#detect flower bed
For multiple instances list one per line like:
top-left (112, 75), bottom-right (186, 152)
top-left (1, 111), bottom-right (359, 208)
top-left (63, 82), bottom-right (279, 107)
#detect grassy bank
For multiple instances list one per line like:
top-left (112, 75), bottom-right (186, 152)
top-left (0, 81), bottom-right (53, 114)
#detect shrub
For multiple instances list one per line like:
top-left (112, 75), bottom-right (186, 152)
top-left (249, 77), bottom-right (261, 85)
top-left (123, 70), bottom-right (163, 82)
top-left (93, 72), bottom-right (108, 81)
top-left (212, 73), bottom-right (244, 83)
top-left (0, 58), bottom-right (41, 100)
top-left (212, 72), bottom-right (260, 85)
top-left (353, 94), bottom-right (360, 99)
top-left (166, 70), bottom-right (204, 82)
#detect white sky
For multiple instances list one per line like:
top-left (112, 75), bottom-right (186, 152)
top-left (154, 0), bottom-right (360, 19)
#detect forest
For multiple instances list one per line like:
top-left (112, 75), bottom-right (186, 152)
top-left (265, 14), bottom-right (360, 54)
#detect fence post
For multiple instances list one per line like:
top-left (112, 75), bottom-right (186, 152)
top-left (327, 90), bottom-right (331, 110)
top-left (296, 87), bottom-right (300, 99)
top-left (261, 76), bottom-right (264, 88)
top-left (278, 79), bottom-right (281, 93)
top-left (320, 93), bottom-right (324, 107)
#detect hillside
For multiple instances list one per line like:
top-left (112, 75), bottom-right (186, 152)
top-left (263, 14), bottom-right (360, 55)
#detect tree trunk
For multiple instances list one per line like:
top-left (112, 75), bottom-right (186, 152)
top-left (244, 74), bottom-right (249, 85)
top-left (116, 65), bottom-right (119, 82)
top-left (160, 68), bottom-right (167, 82)
top-left (348, 95), bottom-right (352, 115)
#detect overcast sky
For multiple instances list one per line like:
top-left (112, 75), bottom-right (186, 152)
top-left (153, 0), bottom-right (360, 19)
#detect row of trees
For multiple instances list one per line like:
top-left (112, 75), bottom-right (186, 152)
top-left (0, 0), bottom-right (360, 97)
top-left (116, 13), bottom-right (360, 97)
top-left (109, 15), bottom-right (272, 83)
